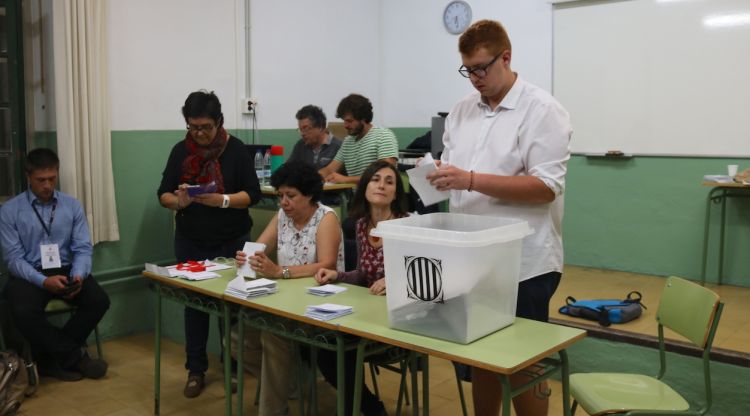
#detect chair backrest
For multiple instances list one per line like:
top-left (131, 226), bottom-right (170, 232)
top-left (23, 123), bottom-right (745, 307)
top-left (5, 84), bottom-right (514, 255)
top-left (656, 276), bottom-right (720, 348)
top-left (328, 122), bottom-right (347, 140)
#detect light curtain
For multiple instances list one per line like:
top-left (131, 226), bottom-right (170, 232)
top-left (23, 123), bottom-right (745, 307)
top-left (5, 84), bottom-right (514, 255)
top-left (52, 0), bottom-right (119, 243)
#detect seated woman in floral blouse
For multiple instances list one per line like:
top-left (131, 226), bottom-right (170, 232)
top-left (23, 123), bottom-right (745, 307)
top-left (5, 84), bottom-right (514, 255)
top-left (235, 160), bottom-right (344, 416)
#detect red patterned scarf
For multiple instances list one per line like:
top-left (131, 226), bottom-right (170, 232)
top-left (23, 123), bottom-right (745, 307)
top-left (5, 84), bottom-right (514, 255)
top-left (180, 127), bottom-right (228, 193)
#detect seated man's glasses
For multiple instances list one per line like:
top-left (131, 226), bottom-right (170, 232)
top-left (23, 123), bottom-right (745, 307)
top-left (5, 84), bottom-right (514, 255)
top-left (187, 123), bottom-right (216, 133)
top-left (458, 54), bottom-right (501, 79)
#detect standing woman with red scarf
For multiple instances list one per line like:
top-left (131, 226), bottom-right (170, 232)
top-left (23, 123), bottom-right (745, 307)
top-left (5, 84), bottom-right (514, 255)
top-left (157, 90), bottom-right (261, 398)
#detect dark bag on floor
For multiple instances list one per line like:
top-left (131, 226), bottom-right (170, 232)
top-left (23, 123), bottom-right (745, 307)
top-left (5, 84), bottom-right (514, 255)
top-left (559, 291), bottom-right (646, 327)
top-left (0, 351), bottom-right (37, 416)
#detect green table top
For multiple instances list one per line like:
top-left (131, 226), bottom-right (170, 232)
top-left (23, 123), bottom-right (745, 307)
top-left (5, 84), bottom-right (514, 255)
top-left (220, 273), bottom-right (586, 375)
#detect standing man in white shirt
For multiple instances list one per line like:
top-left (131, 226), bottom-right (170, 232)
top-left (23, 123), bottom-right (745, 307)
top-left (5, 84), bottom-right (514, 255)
top-left (427, 19), bottom-right (572, 416)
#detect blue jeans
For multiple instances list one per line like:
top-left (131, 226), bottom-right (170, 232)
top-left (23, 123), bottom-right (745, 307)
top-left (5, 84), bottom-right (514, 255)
top-left (174, 231), bottom-right (247, 374)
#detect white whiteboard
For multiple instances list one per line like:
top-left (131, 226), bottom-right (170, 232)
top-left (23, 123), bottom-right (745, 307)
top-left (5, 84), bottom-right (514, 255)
top-left (553, 0), bottom-right (750, 157)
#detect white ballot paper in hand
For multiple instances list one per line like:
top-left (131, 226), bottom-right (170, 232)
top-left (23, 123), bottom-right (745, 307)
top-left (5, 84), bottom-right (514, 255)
top-left (237, 242), bottom-right (267, 278)
top-left (406, 153), bottom-right (450, 206)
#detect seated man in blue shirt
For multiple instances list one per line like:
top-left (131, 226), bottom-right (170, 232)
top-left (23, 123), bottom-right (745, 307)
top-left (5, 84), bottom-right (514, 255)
top-left (0, 148), bottom-right (110, 381)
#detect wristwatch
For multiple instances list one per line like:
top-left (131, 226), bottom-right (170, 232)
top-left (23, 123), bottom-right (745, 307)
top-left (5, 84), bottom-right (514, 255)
top-left (221, 194), bottom-right (230, 208)
top-left (282, 267), bottom-right (291, 279)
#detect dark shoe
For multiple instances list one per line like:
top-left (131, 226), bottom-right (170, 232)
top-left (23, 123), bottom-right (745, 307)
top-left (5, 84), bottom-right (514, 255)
top-left (184, 373), bottom-right (205, 398)
top-left (363, 400), bottom-right (388, 416)
top-left (76, 354), bottom-right (108, 379)
top-left (38, 362), bottom-right (83, 382)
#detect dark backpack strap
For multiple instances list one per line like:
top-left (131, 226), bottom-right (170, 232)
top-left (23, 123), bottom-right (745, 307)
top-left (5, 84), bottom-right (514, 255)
top-left (565, 296), bottom-right (577, 306)
top-left (625, 291), bottom-right (647, 309)
top-left (597, 307), bottom-right (612, 327)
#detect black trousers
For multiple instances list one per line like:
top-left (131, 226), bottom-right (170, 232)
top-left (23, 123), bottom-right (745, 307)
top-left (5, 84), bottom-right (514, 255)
top-left (4, 271), bottom-right (110, 368)
top-left (174, 231), bottom-right (246, 374)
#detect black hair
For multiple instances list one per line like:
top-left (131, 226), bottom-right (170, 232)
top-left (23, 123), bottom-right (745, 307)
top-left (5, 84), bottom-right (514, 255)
top-left (25, 148), bottom-right (60, 174)
top-left (349, 160), bottom-right (407, 220)
top-left (270, 161), bottom-right (323, 203)
top-left (295, 105), bottom-right (327, 129)
top-left (336, 93), bottom-right (373, 123)
top-left (182, 90), bottom-right (224, 126)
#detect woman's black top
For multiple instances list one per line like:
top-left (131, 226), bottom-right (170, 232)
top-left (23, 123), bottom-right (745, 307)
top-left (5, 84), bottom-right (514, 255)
top-left (157, 135), bottom-right (261, 245)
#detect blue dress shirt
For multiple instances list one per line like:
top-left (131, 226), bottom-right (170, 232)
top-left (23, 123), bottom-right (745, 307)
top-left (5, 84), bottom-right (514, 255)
top-left (0, 190), bottom-right (93, 288)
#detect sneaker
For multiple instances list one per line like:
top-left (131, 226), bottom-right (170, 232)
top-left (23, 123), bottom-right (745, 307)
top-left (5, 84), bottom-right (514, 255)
top-left (76, 354), bottom-right (108, 379)
top-left (184, 373), bottom-right (205, 398)
top-left (38, 362), bottom-right (83, 382)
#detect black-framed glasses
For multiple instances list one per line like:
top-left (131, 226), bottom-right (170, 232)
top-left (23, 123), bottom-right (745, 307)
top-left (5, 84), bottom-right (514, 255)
top-left (458, 54), bottom-right (501, 78)
top-left (186, 123), bottom-right (216, 133)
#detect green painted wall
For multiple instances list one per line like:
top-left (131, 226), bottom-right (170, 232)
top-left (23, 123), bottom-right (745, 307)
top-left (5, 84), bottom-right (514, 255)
top-left (564, 155), bottom-right (750, 285)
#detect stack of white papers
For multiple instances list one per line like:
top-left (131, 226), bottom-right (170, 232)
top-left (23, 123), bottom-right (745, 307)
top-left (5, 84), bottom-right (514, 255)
top-left (703, 175), bottom-right (735, 183)
top-left (225, 276), bottom-right (278, 299)
top-left (304, 303), bottom-right (353, 321)
top-left (306, 284), bottom-right (347, 297)
top-left (145, 262), bottom-right (225, 281)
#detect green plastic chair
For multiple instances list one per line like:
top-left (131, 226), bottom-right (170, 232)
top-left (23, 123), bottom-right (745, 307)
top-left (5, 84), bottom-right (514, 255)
top-left (569, 276), bottom-right (723, 416)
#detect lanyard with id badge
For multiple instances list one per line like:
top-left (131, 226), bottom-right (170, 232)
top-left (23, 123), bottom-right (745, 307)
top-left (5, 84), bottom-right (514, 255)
top-left (33, 201), bottom-right (62, 270)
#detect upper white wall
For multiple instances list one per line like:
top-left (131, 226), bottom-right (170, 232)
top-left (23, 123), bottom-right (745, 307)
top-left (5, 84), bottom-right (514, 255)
top-left (248, 0), bottom-right (380, 129)
top-left (104, 0), bottom-right (553, 130)
top-left (380, 0), bottom-right (553, 127)
top-left (108, 0), bottom-right (245, 131)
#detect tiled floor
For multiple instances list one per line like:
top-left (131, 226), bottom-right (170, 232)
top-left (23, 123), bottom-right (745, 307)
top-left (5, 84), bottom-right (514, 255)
top-left (18, 265), bottom-right (748, 415)
top-left (21, 332), bottom-right (532, 416)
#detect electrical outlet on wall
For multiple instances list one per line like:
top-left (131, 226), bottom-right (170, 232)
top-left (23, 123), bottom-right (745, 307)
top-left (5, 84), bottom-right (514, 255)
top-left (242, 98), bottom-right (257, 114)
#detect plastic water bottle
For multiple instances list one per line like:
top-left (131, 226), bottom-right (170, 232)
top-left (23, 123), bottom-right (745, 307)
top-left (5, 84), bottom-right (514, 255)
top-left (254, 150), bottom-right (264, 185)
top-left (263, 149), bottom-right (272, 186)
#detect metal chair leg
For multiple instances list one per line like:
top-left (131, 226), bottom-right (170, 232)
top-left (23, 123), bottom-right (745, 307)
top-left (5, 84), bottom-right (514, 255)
top-left (94, 325), bottom-right (103, 359)
top-left (454, 365), bottom-right (468, 416)
top-left (369, 362), bottom-right (381, 398)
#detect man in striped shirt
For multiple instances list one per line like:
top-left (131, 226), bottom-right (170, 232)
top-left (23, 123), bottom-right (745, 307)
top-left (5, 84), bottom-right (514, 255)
top-left (318, 93), bottom-right (399, 184)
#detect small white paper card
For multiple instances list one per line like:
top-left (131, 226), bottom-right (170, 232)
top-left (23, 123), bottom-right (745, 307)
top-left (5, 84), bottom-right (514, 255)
top-left (307, 284), bottom-right (347, 295)
top-left (181, 271), bottom-right (220, 281)
top-left (406, 153), bottom-right (450, 206)
top-left (145, 263), bottom-right (173, 277)
top-left (40, 243), bottom-right (62, 269)
top-left (238, 242), bottom-right (267, 278)
top-left (309, 303), bottom-right (352, 312)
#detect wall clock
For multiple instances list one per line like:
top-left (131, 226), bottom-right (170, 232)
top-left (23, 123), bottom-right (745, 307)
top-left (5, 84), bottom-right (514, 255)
top-left (443, 1), bottom-right (472, 35)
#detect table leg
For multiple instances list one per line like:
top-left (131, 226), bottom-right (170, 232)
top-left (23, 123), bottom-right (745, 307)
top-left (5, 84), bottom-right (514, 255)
top-left (224, 302), bottom-right (233, 416)
top-left (701, 187), bottom-right (722, 286)
top-left (336, 335), bottom-right (345, 416)
top-left (499, 375), bottom-right (512, 416)
top-left (353, 340), bottom-right (367, 416)
top-left (154, 285), bottom-right (162, 416)
top-left (718, 188), bottom-right (727, 285)
top-left (237, 309), bottom-right (244, 416)
top-left (410, 353), bottom-right (419, 416)
top-left (560, 350), bottom-right (571, 416)
top-left (421, 354), bottom-right (429, 416)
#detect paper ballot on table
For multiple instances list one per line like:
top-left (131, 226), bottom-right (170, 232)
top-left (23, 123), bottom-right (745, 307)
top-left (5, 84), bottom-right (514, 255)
top-left (306, 284), bottom-right (347, 296)
top-left (406, 153), bottom-right (449, 206)
top-left (181, 271), bottom-right (220, 281)
top-left (237, 242), bottom-right (267, 278)
top-left (304, 303), bottom-right (353, 321)
top-left (225, 276), bottom-right (278, 299)
top-left (703, 175), bottom-right (735, 184)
